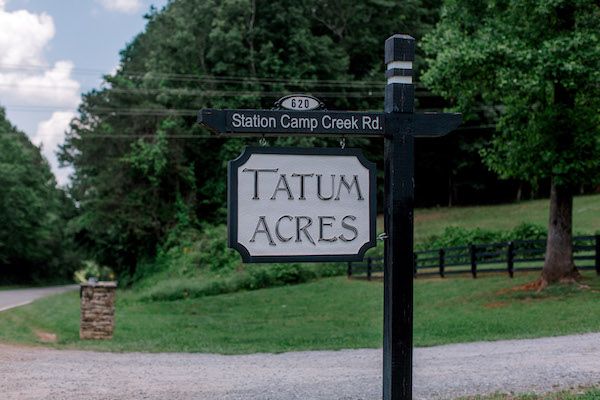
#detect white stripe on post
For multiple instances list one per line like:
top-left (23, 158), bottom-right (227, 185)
top-left (386, 61), bottom-right (413, 70)
top-left (387, 76), bottom-right (412, 85)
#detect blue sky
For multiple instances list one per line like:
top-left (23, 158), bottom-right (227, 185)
top-left (0, 0), bottom-right (168, 184)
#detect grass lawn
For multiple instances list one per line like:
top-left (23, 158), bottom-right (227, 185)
top-left (411, 193), bottom-right (600, 243)
top-left (461, 388), bottom-right (600, 399)
top-left (0, 271), bottom-right (599, 353)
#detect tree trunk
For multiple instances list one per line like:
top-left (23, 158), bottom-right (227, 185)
top-left (539, 3), bottom-right (579, 287)
top-left (541, 179), bottom-right (579, 284)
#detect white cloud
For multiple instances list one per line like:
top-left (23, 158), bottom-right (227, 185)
top-left (34, 111), bottom-right (76, 186)
top-left (96, 0), bottom-right (142, 14)
top-left (0, 3), bottom-right (54, 65)
top-left (0, 2), bottom-right (80, 185)
top-left (0, 61), bottom-right (81, 108)
top-left (0, 4), bottom-right (80, 107)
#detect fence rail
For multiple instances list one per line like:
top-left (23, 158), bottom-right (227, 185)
top-left (347, 234), bottom-right (600, 279)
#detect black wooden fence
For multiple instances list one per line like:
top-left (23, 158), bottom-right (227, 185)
top-left (347, 235), bottom-right (600, 279)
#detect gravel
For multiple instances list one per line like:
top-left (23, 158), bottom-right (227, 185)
top-left (0, 333), bottom-right (598, 400)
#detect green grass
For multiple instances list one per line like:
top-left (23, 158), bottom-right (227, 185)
top-left (460, 388), bottom-right (600, 399)
top-left (411, 193), bottom-right (600, 243)
top-left (1, 271), bottom-right (599, 353)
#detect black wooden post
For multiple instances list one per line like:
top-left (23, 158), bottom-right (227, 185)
top-left (347, 262), bottom-right (353, 278)
top-left (439, 249), bottom-right (445, 278)
top-left (383, 34), bottom-right (415, 400)
top-left (413, 254), bottom-right (418, 277)
top-left (507, 242), bottom-right (514, 278)
top-left (367, 257), bottom-right (373, 281)
top-left (595, 234), bottom-right (600, 276)
top-left (470, 244), bottom-right (478, 278)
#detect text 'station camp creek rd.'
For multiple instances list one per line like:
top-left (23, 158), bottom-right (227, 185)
top-left (200, 109), bottom-right (385, 136)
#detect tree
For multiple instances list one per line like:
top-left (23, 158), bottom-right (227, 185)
top-left (0, 107), bottom-right (78, 282)
top-left (422, 0), bottom-right (600, 285)
top-left (60, 0), bottom-right (442, 275)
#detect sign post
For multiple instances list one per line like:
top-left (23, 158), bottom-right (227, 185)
top-left (198, 34), bottom-right (461, 400)
top-left (383, 34), bottom-right (416, 400)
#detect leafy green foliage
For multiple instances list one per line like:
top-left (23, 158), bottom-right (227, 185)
top-left (0, 107), bottom-right (80, 283)
top-left (73, 261), bottom-right (116, 283)
top-left (422, 0), bottom-right (600, 189)
top-left (136, 262), bottom-right (344, 302)
top-left (130, 223), bottom-right (344, 301)
top-left (59, 0), bottom-right (442, 274)
top-left (419, 223), bottom-right (547, 250)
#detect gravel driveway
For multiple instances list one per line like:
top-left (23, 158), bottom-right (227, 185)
top-left (0, 333), bottom-right (599, 400)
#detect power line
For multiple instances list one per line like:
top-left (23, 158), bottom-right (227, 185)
top-left (0, 85), bottom-right (384, 99)
top-left (0, 121), bottom-right (494, 141)
top-left (0, 63), bottom-right (388, 87)
top-left (5, 106), bottom-right (200, 116)
top-left (0, 131), bottom-right (226, 139)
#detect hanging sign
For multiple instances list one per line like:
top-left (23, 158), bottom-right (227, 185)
top-left (228, 147), bottom-right (376, 263)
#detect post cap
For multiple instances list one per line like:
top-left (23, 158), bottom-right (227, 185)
top-left (384, 34), bottom-right (415, 64)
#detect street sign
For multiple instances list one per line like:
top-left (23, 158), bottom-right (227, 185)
top-left (199, 109), bottom-right (458, 137)
top-left (228, 147), bottom-right (376, 263)
top-left (199, 109), bottom-right (385, 136)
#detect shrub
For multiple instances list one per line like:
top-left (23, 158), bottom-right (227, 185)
top-left (418, 223), bottom-right (548, 250)
top-left (137, 262), bottom-right (345, 302)
top-left (74, 261), bottom-right (115, 283)
top-left (509, 223), bottom-right (547, 241)
top-left (194, 224), bottom-right (240, 273)
top-left (132, 224), bottom-right (241, 284)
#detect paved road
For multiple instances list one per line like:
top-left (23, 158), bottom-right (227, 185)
top-left (0, 333), bottom-right (598, 400)
top-left (0, 285), bottom-right (78, 312)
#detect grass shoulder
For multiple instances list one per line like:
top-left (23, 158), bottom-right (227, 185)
top-left (460, 387), bottom-right (600, 399)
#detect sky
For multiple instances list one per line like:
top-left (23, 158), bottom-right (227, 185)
top-left (0, 0), bottom-right (168, 185)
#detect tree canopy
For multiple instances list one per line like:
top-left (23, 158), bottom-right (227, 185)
top-left (0, 107), bottom-right (78, 282)
top-left (422, 0), bottom-right (600, 189)
top-left (60, 0), bottom-right (443, 274)
top-left (422, 0), bottom-right (600, 283)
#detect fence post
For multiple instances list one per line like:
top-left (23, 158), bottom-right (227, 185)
top-left (413, 253), bottom-right (418, 277)
top-left (595, 234), bottom-right (600, 276)
top-left (347, 262), bottom-right (352, 278)
top-left (507, 241), bottom-right (514, 278)
top-left (367, 257), bottom-right (372, 281)
top-left (470, 244), bottom-right (477, 278)
top-left (438, 249), bottom-right (445, 278)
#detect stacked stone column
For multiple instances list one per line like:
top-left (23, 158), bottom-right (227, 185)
top-left (80, 281), bottom-right (117, 340)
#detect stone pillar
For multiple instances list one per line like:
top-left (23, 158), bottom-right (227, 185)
top-left (80, 281), bottom-right (117, 340)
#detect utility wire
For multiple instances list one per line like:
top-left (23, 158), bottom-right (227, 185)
top-left (0, 131), bottom-right (224, 139)
top-left (0, 63), bottom-right (388, 87)
top-left (0, 123), bottom-right (495, 141)
top-left (0, 86), bottom-right (385, 99)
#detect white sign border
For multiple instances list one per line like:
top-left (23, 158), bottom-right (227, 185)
top-left (228, 146), bottom-right (377, 263)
